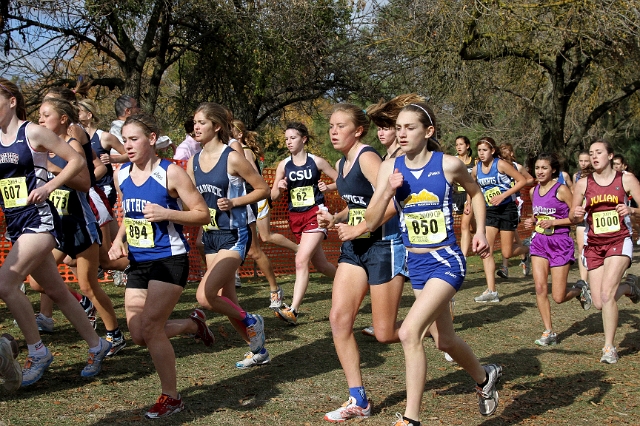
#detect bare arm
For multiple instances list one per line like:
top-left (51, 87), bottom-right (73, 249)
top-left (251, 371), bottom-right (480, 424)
top-left (364, 159), bottom-right (397, 230)
top-left (44, 137), bottom-right (91, 193)
top-left (101, 132), bottom-right (128, 164)
top-left (569, 178), bottom-right (587, 223)
top-left (223, 151), bottom-right (270, 209)
top-left (270, 160), bottom-right (287, 201)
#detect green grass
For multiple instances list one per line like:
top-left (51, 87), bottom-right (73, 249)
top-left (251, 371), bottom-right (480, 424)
top-left (1, 251), bottom-right (639, 425)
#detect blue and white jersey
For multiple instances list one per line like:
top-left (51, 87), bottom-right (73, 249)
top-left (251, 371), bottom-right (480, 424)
top-left (193, 146), bottom-right (247, 231)
top-left (476, 158), bottom-right (514, 206)
top-left (118, 159), bottom-right (188, 262)
top-left (393, 151), bottom-right (456, 249)
top-left (0, 121), bottom-right (57, 239)
top-left (336, 146), bottom-right (401, 242)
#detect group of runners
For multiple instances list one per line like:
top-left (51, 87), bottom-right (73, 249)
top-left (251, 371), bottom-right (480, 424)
top-left (1, 80), bottom-right (639, 425)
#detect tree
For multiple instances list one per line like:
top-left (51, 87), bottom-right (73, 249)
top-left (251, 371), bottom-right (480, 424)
top-left (366, 0), bottom-right (640, 158)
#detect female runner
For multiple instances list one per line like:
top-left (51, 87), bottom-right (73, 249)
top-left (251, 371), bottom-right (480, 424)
top-left (0, 79), bottom-right (109, 387)
top-left (271, 122), bottom-right (337, 324)
top-left (570, 140), bottom-right (640, 363)
top-left (524, 152), bottom-right (591, 346)
top-left (472, 137), bottom-right (526, 302)
top-left (366, 102), bottom-right (501, 425)
top-left (108, 113), bottom-right (211, 418)
top-left (453, 136), bottom-right (477, 257)
top-left (188, 104), bottom-right (268, 369)
top-left (317, 104), bottom-right (406, 422)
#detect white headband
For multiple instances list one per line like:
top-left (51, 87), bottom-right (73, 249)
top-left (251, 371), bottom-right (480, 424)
top-left (409, 104), bottom-right (433, 126)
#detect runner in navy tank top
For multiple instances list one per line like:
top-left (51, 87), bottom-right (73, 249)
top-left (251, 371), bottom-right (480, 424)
top-left (109, 113), bottom-right (210, 418)
top-left (523, 153), bottom-right (591, 347)
top-left (366, 102), bottom-right (501, 425)
top-left (317, 104), bottom-right (407, 422)
top-left (0, 79), bottom-right (109, 388)
top-left (271, 122), bottom-right (337, 324)
top-left (188, 105), bottom-right (269, 370)
top-left (570, 140), bottom-right (640, 364)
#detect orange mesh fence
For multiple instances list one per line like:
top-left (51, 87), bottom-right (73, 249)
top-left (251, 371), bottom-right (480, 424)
top-left (1, 160), bottom-right (537, 283)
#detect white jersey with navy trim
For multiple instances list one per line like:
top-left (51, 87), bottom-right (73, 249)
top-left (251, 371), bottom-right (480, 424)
top-left (118, 159), bottom-right (188, 262)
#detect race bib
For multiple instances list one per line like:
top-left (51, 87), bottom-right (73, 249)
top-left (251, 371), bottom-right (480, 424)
top-left (124, 217), bottom-right (155, 248)
top-left (203, 208), bottom-right (219, 231)
top-left (406, 210), bottom-right (446, 245)
top-left (290, 186), bottom-right (314, 208)
top-left (49, 189), bottom-right (71, 216)
top-left (454, 182), bottom-right (464, 193)
top-left (535, 215), bottom-right (554, 235)
top-left (484, 186), bottom-right (502, 206)
top-left (348, 208), bottom-right (370, 239)
top-left (592, 210), bottom-right (620, 235)
top-left (0, 177), bottom-right (28, 208)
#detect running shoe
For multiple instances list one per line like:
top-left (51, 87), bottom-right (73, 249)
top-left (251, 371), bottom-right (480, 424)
top-left (574, 280), bottom-right (592, 310)
top-left (81, 338), bottom-right (111, 378)
top-left (361, 326), bottom-right (375, 337)
top-left (112, 266), bottom-right (129, 287)
top-left (189, 309), bottom-right (215, 347)
top-left (97, 266), bottom-right (105, 280)
top-left (81, 296), bottom-right (98, 330)
top-left (235, 272), bottom-right (242, 288)
top-left (0, 334), bottom-right (21, 391)
top-left (324, 396), bottom-right (371, 422)
top-left (534, 330), bottom-right (557, 346)
top-left (444, 352), bottom-right (454, 362)
top-left (496, 266), bottom-right (509, 279)
top-left (521, 255), bottom-right (531, 277)
top-left (624, 274), bottom-right (640, 304)
top-left (21, 348), bottom-right (53, 386)
top-left (235, 348), bottom-right (271, 369)
top-left (246, 314), bottom-right (265, 353)
top-left (474, 290), bottom-right (500, 303)
top-left (35, 313), bottom-right (54, 334)
top-left (275, 304), bottom-right (298, 325)
top-left (106, 334), bottom-right (126, 357)
top-left (393, 413), bottom-right (420, 426)
top-left (145, 394), bottom-right (184, 419)
top-left (600, 346), bottom-right (619, 364)
top-left (269, 286), bottom-right (284, 310)
top-left (476, 364), bottom-right (502, 416)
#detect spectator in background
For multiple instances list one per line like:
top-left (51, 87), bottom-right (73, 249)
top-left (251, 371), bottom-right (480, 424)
top-left (174, 119), bottom-right (201, 161)
top-left (109, 95), bottom-right (138, 143)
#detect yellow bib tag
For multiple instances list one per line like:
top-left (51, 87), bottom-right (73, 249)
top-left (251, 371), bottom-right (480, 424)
top-left (49, 189), bottom-right (71, 216)
top-left (0, 177), bottom-right (28, 208)
top-left (406, 210), bottom-right (446, 245)
top-left (454, 182), bottom-right (464, 192)
top-left (535, 215), bottom-right (554, 235)
top-left (592, 210), bottom-right (620, 235)
top-left (348, 208), bottom-right (370, 239)
top-left (484, 186), bottom-right (502, 206)
top-left (290, 186), bottom-right (315, 208)
top-left (203, 208), bottom-right (219, 231)
top-left (124, 217), bottom-right (155, 248)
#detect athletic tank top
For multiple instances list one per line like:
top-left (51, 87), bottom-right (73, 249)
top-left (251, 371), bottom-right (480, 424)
top-left (531, 182), bottom-right (570, 235)
top-left (47, 138), bottom-right (96, 226)
top-left (90, 130), bottom-right (114, 190)
top-left (583, 171), bottom-right (632, 246)
top-left (118, 159), bottom-right (188, 262)
top-left (336, 146), bottom-right (395, 242)
top-left (453, 156), bottom-right (475, 193)
top-left (193, 146), bottom-right (247, 231)
top-left (0, 121), bottom-right (56, 220)
top-left (393, 151), bottom-right (456, 248)
top-left (284, 153), bottom-right (324, 212)
top-left (476, 158), bottom-right (514, 206)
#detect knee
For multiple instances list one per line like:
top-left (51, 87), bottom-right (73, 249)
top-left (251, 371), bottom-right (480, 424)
top-left (534, 283), bottom-right (547, 296)
top-left (398, 324), bottom-right (420, 347)
top-left (329, 307), bottom-right (354, 335)
top-left (552, 294), bottom-right (565, 304)
top-left (433, 335), bottom-right (456, 353)
top-left (196, 291), bottom-right (214, 311)
top-left (129, 329), bottom-right (146, 346)
top-left (374, 326), bottom-right (397, 344)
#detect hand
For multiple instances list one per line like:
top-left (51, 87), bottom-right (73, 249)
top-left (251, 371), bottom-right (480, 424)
top-left (472, 232), bottom-right (490, 259)
top-left (489, 194), bottom-right (504, 206)
top-left (317, 209), bottom-right (334, 229)
top-left (572, 206), bottom-right (586, 221)
top-left (27, 186), bottom-right (51, 205)
top-left (537, 219), bottom-right (553, 229)
top-left (318, 181), bottom-right (328, 192)
top-left (384, 168), bottom-right (403, 198)
top-left (616, 203), bottom-right (631, 218)
top-left (217, 197), bottom-right (235, 211)
top-left (100, 153), bottom-right (111, 165)
top-left (524, 218), bottom-right (534, 230)
top-left (108, 240), bottom-right (128, 260)
top-left (334, 223), bottom-right (363, 241)
top-left (277, 178), bottom-right (288, 190)
top-left (463, 203), bottom-right (471, 215)
top-left (142, 202), bottom-right (167, 222)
